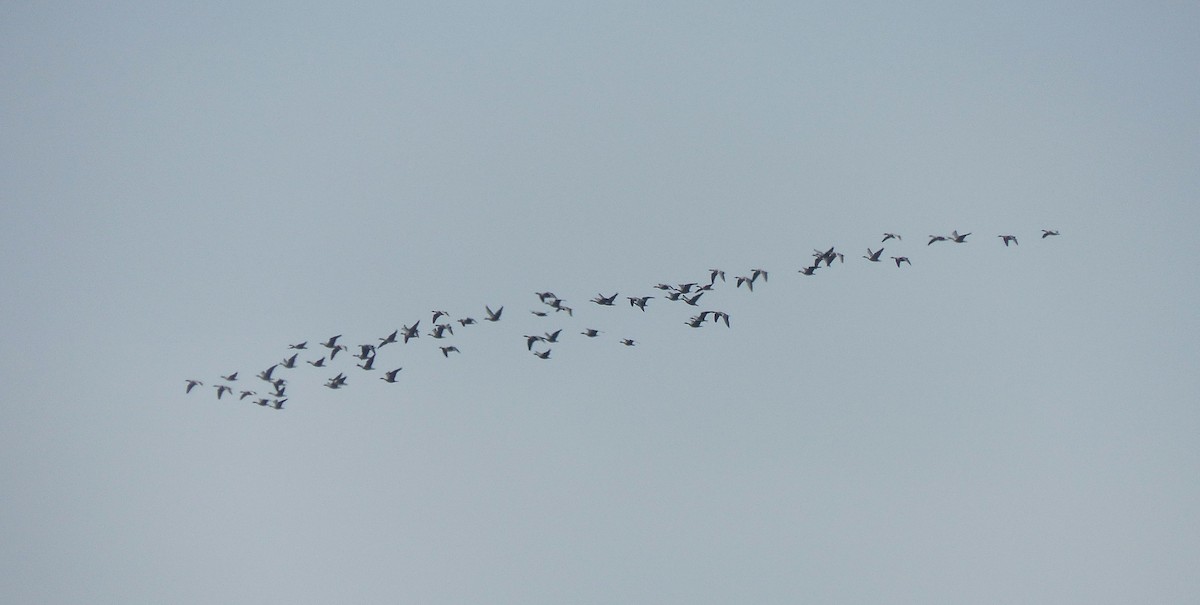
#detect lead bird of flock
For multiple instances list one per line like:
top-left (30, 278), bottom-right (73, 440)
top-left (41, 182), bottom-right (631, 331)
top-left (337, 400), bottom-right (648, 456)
top-left (186, 227), bottom-right (1059, 409)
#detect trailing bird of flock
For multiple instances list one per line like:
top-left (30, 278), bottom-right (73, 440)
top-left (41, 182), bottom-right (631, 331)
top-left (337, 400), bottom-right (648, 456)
top-left (186, 228), bottom-right (1060, 410)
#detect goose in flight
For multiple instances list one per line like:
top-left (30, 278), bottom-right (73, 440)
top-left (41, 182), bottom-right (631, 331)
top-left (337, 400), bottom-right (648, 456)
top-left (709, 269), bottom-right (725, 284)
top-left (329, 344), bottom-right (348, 360)
top-left (927, 235), bottom-right (947, 245)
top-left (321, 334), bottom-right (342, 349)
top-left (581, 328), bottom-right (601, 337)
top-left (628, 296), bottom-right (653, 311)
top-left (257, 365), bottom-right (278, 382)
top-left (524, 334), bottom-right (546, 350)
top-left (220, 372), bottom-right (238, 382)
top-left (701, 310), bottom-right (731, 327)
top-left (543, 329), bottom-right (562, 343)
top-left (798, 265), bottom-right (819, 276)
top-left (531, 310), bottom-right (548, 317)
top-left (381, 368), bottom-right (402, 383)
top-left (185, 379), bottom-right (203, 393)
top-left (324, 373), bottom-right (348, 389)
top-left (254, 398), bottom-right (271, 407)
top-left (683, 292), bottom-right (704, 306)
top-left (431, 310), bottom-right (449, 323)
top-left (307, 357), bottom-right (327, 367)
top-left (751, 269), bottom-right (768, 283)
top-left (591, 293), bottom-right (619, 306)
top-left (685, 315), bottom-right (705, 328)
top-left (238, 390), bottom-right (256, 401)
top-left (999, 234), bottom-right (1018, 246)
top-left (735, 276), bottom-right (754, 291)
top-left (357, 356), bottom-right (376, 371)
top-left (882, 233), bottom-right (901, 242)
top-left (950, 230), bottom-right (971, 243)
top-left (354, 344), bottom-right (375, 360)
top-left (891, 256), bottom-right (911, 267)
top-left (533, 349), bottom-right (551, 359)
top-left (280, 354), bottom-right (298, 369)
top-left (620, 339), bottom-right (636, 346)
top-left (271, 399), bottom-right (286, 410)
top-left (457, 317), bottom-right (477, 326)
top-left (535, 292), bottom-right (558, 303)
top-left (484, 305), bottom-right (503, 321)
top-left (214, 384), bottom-right (233, 399)
top-left (440, 346), bottom-right (460, 357)
top-left (402, 322), bottom-right (420, 343)
top-left (378, 329), bottom-right (399, 347)
top-left (1041, 229), bottom-right (1060, 238)
top-left (863, 248), bottom-right (884, 262)
top-left (288, 341), bottom-right (307, 350)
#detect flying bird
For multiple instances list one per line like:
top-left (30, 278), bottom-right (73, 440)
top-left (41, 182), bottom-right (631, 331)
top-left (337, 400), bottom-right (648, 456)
top-left (220, 372), bottom-right (238, 382)
top-left (950, 230), bottom-right (971, 243)
top-left (928, 235), bottom-right (947, 245)
top-left (533, 349), bottom-right (551, 359)
top-left (288, 341), bottom-right (307, 350)
top-left (891, 256), bottom-right (911, 267)
top-left (592, 293), bottom-right (619, 306)
top-left (484, 305), bottom-right (503, 321)
top-left (863, 248), bottom-right (884, 262)
top-left (882, 233), bottom-right (901, 242)
top-left (185, 379), bottom-right (203, 393)
top-left (999, 234), bottom-right (1018, 246)
top-left (620, 339), bottom-right (636, 347)
top-left (1042, 229), bottom-right (1060, 238)
top-left (321, 335), bottom-right (342, 349)
top-left (381, 368), bottom-right (402, 383)
top-left (440, 346), bottom-right (460, 357)
top-left (581, 329), bottom-right (601, 337)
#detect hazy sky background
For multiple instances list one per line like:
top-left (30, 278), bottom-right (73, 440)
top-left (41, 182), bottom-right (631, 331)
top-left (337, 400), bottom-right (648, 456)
top-left (2, 2), bottom-right (1198, 603)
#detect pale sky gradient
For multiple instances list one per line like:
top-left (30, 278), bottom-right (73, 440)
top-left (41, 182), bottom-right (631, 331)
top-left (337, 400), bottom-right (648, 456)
top-left (2, 2), bottom-right (1198, 603)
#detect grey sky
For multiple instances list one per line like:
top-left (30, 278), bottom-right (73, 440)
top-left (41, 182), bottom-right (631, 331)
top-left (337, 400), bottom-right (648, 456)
top-left (2, 2), bottom-right (1198, 603)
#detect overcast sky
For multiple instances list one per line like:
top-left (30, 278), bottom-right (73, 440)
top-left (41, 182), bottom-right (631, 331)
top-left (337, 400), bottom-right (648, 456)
top-left (2, 2), bottom-right (1198, 603)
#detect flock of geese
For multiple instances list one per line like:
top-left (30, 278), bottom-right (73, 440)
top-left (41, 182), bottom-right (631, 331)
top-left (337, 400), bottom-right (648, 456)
top-left (186, 228), bottom-right (1061, 409)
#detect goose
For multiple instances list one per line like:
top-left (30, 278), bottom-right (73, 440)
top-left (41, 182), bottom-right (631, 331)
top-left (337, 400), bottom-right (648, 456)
top-left (321, 335), bottom-right (342, 349)
top-left (220, 372), bottom-right (238, 382)
top-left (891, 256), bottom-right (911, 267)
top-left (484, 305), bottom-right (503, 321)
top-left (530, 310), bottom-right (549, 317)
top-left (378, 329), bottom-right (399, 347)
top-left (238, 390), bottom-right (256, 401)
top-left (685, 315), bottom-right (705, 328)
top-left (214, 384), bottom-right (233, 399)
top-left (628, 296), bottom-right (653, 311)
top-left (272, 380), bottom-right (286, 397)
top-left (329, 344), bottom-right (348, 360)
top-left (1041, 229), bottom-right (1060, 238)
top-left (431, 310), bottom-right (449, 323)
top-left (533, 349), bottom-right (551, 359)
top-left (581, 329), bottom-right (601, 337)
top-left (354, 344), bottom-right (375, 360)
top-left (381, 368), bottom-right (402, 383)
top-left (709, 269), bottom-right (726, 284)
top-left (554, 305), bottom-right (573, 316)
top-left (357, 355), bottom-right (376, 371)
top-left (863, 248), bottom-right (884, 262)
top-left (701, 310), bottom-right (731, 327)
top-left (429, 324), bottom-right (453, 339)
top-left (457, 317), bottom-right (477, 326)
top-left (543, 329), bottom-right (562, 343)
top-left (254, 398), bottom-right (271, 406)
top-left (798, 265), bottom-right (819, 276)
top-left (683, 292), bottom-right (704, 306)
top-left (620, 339), bottom-right (636, 346)
top-left (402, 322), bottom-right (420, 343)
top-left (324, 373), bottom-right (347, 389)
top-left (653, 283), bottom-right (673, 291)
top-left (524, 335), bottom-right (546, 350)
top-left (927, 235), bottom-right (947, 245)
top-left (288, 341), bottom-right (308, 350)
top-left (257, 365), bottom-right (278, 382)
top-left (307, 357), bottom-right (326, 367)
top-left (999, 234), bottom-right (1018, 246)
top-left (751, 269), bottom-right (769, 283)
top-left (271, 399), bottom-right (286, 410)
top-left (664, 291), bottom-right (684, 301)
top-left (535, 292), bottom-right (557, 303)
top-left (591, 293), bottom-right (619, 306)
top-left (185, 379), bottom-right (204, 393)
top-left (280, 354), bottom-right (298, 368)
top-left (882, 233), bottom-right (901, 242)
top-left (440, 346), bottom-right (460, 357)
top-left (735, 276), bottom-right (754, 291)
top-left (950, 230), bottom-right (971, 243)
top-left (677, 282), bottom-right (698, 293)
